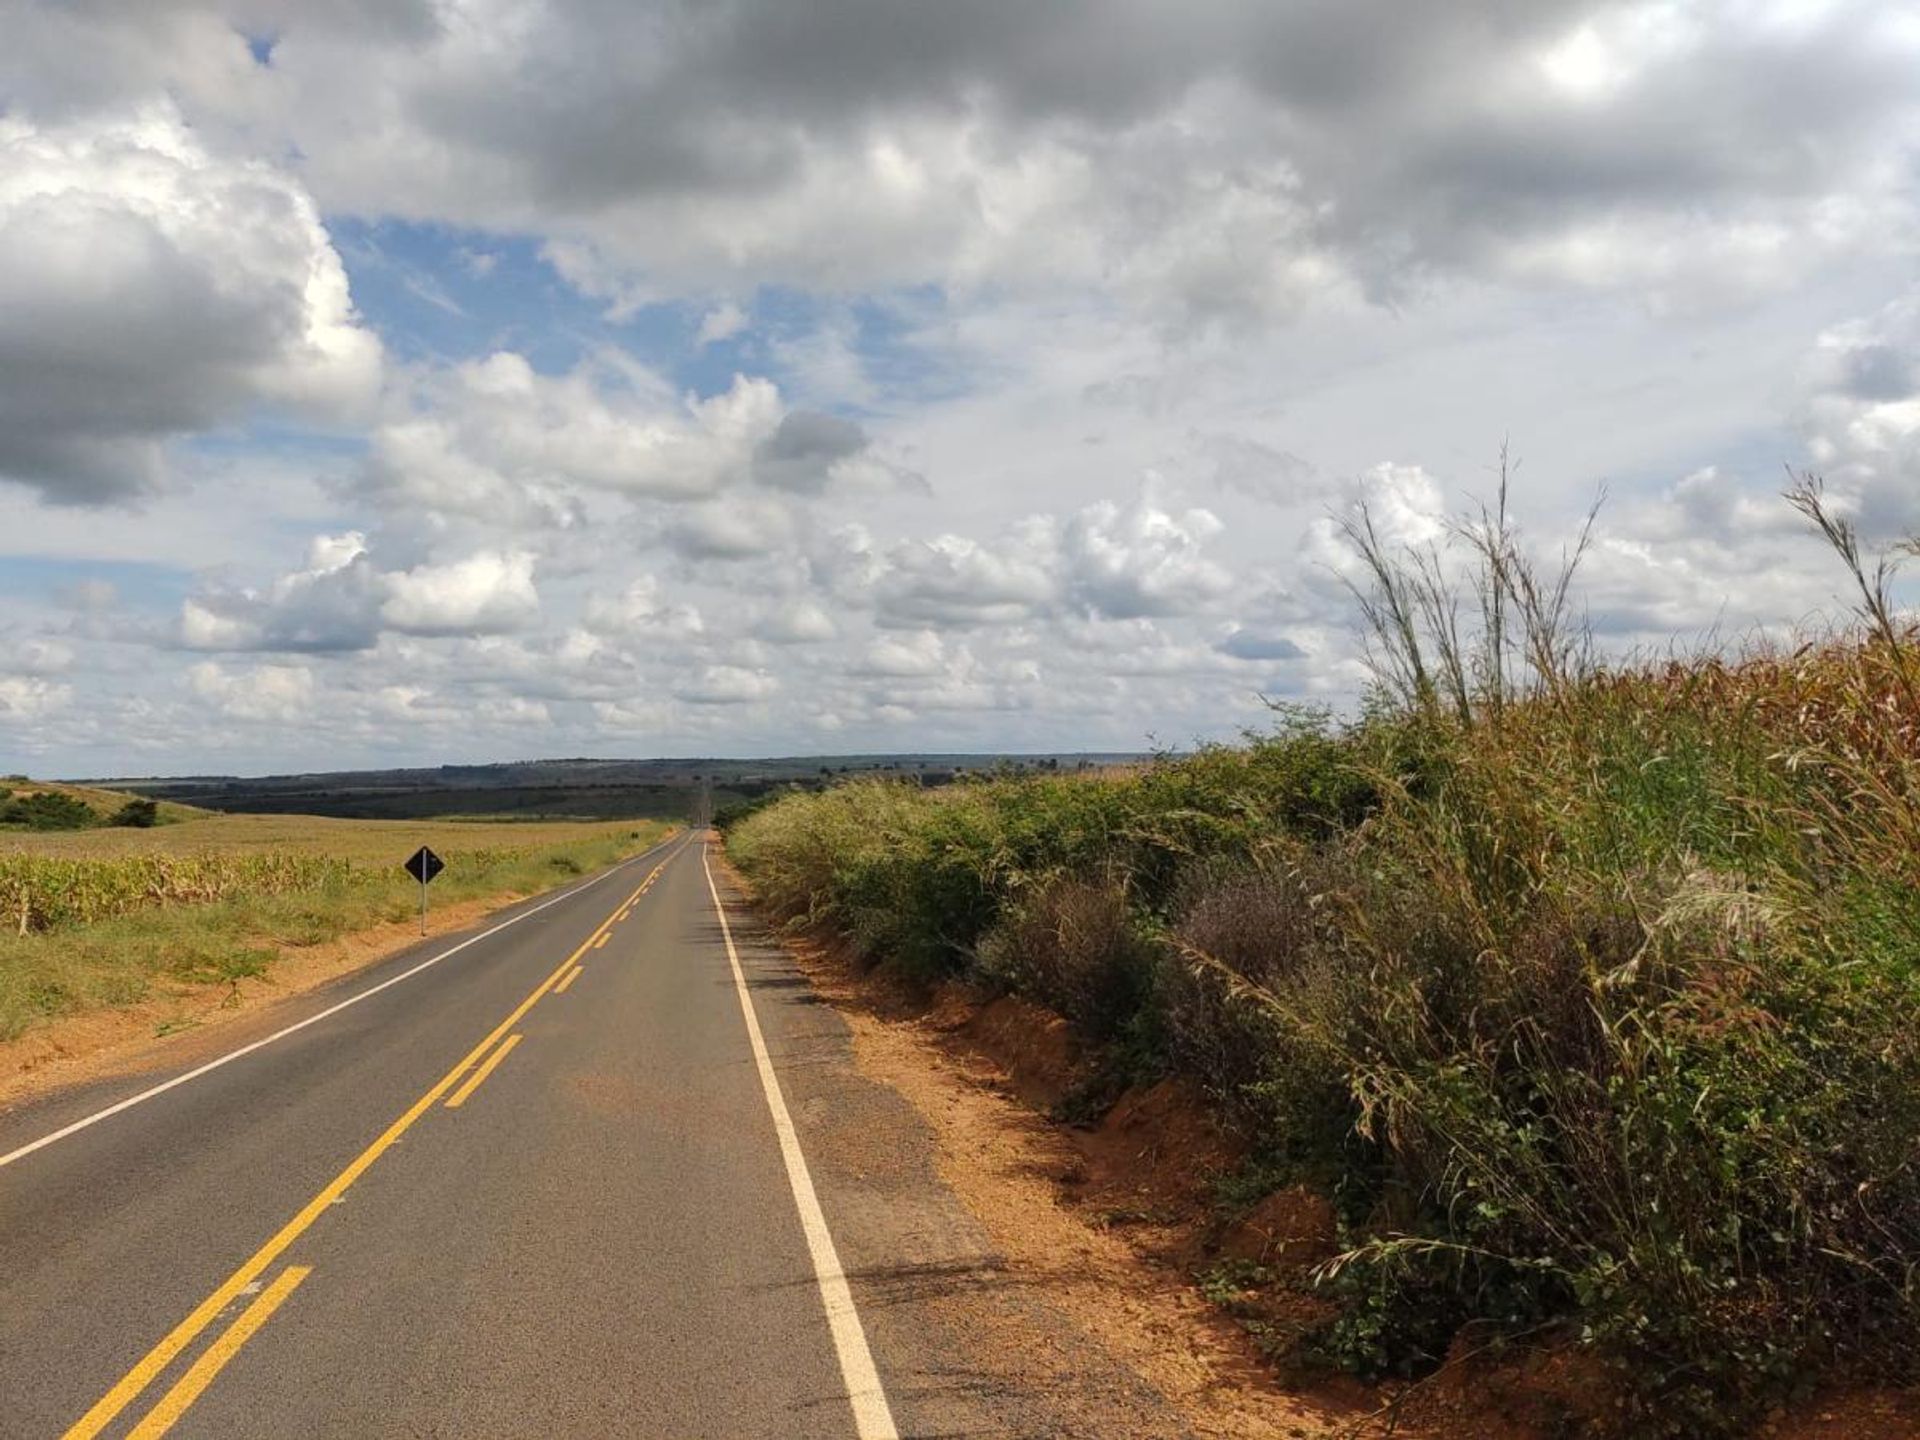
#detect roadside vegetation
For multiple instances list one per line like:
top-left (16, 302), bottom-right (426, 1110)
top-left (728, 472), bottom-right (1920, 1435)
top-left (0, 812), bottom-right (674, 1042)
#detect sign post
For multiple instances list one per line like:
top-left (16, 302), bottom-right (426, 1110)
top-left (402, 846), bottom-right (445, 934)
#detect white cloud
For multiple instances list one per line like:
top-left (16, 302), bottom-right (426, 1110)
top-left (853, 630), bottom-right (948, 678)
top-left (1799, 285), bottom-right (1920, 537)
top-left (0, 676), bottom-right (72, 722)
top-left (181, 531), bottom-right (385, 652)
top-left (582, 577), bottom-right (705, 637)
top-left (753, 600), bottom-right (838, 644)
top-left (0, 106), bottom-right (380, 503)
top-left (14, 638), bottom-right (75, 675)
top-left (188, 661), bottom-right (315, 723)
top-left (1059, 494), bottom-right (1231, 619)
top-left (364, 354), bottom-right (906, 529)
top-left (676, 665), bottom-right (779, 704)
top-left (124, 0), bottom-right (1909, 325)
top-left (382, 550), bottom-right (541, 637)
top-left (665, 495), bottom-right (798, 560)
top-left (876, 524), bottom-right (1058, 628)
top-left (695, 300), bottom-right (749, 347)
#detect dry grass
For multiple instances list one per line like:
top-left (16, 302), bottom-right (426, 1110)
top-left (0, 809), bottom-right (643, 859)
top-left (0, 812), bottom-right (675, 1040)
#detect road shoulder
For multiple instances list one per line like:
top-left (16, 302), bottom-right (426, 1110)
top-left (711, 856), bottom-right (1371, 1440)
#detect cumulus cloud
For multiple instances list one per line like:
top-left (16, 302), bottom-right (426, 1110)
top-left (676, 665), bottom-right (779, 704)
top-left (752, 411), bottom-right (868, 493)
top-left (752, 600), bottom-right (838, 644)
top-left (66, 0), bottom-right (1903, 323)
top-left (0, 106), bottom-right (380, 503)
top-left (365, 354), bottom-right (908, 526)
top-left (876, 525), bottom-right (1058, 628)
top-left (382, 551), bottom-right (540, 636)
top-left (188, 660), bottom-right (315, 723)
top-left (852, 630), bottom-right (949, 678)
top-left (1799, 285), bottom-right (1920, 537)
top-left (1059, 495), bottom-right (1231, 619)
top-left (0, 675), bottom-right (73, 722)
top-left (179, 536), bottom-right (542, 649)
top-left (665, 496), bottom-right (797, 560)
top-left (368, 356), bottom-right (771, 513)
top-left (581, 577), bottom-right (705, 638)
top-left (695, 300), bottom-right (749, 347)
top-left (1217, 626), bottom-right (1305, 662)
top-left (859, 492), bottom-right (1236, 631)
top-left (182, 532), bottom-right (385, 652)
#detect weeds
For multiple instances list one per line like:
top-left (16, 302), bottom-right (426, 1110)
top-left (729, 469), bottom-right (1920, 1434)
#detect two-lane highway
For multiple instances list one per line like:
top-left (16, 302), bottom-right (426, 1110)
top-left (0, 833), bottom-right (1192, 1438)
top-left (0, 832), bottom-right (890, 1438)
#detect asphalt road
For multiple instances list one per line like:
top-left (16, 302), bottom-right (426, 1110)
top-left (0, 833), bottom-right (1190, 1439)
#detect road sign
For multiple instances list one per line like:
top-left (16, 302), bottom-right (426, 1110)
top-left (404, 846), bottom-right (444, 933)
top-left (403, 846), bottom-right (445, 885)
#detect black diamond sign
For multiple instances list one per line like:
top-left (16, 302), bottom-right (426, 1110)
top-left (403, 846), bottom-right (445, 885)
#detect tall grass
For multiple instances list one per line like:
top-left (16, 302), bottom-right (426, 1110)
top-left (728, 476), bottom-right (1920, 1434)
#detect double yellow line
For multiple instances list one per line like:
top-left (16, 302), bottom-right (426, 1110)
top-left (64, 848), bottom-right (679, 1440)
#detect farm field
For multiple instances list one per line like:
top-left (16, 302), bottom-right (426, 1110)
top-left (0, 808), bottom-right (671, 860)
top-left (0, 802), bottom-right (675, 1043)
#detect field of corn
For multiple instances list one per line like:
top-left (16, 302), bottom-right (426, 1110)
top-left (727, 476), bottom-right (1920, 1437)
top-left (0, 813), bottom-right (676, 935)
top-left (0, 812), bottom-right (674, 1041)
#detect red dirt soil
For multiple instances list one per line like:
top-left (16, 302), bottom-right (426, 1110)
top-left (739, 884), bottom-right (1920, 1440)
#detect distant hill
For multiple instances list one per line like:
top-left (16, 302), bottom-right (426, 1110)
top-left (76, 754), bottom-right (1146, 823)
top-left (0, 778), bottom-right (204, 830)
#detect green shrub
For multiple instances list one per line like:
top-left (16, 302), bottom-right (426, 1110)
top-left (109, 798), bottom-right (159, 828)
top-left (1, 791), bottom-right (95, 830)
top-left (979, 875), bottom-right (1157, 1040)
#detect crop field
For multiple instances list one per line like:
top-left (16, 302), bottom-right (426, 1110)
top-left (0, 807), bottom-right (675, 1041)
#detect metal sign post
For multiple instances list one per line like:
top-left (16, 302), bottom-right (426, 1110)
top-left (402, 846), bottom-right (445, 934)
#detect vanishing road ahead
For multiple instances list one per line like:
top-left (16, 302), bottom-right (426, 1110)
top-left (0, 833), bottom-right (1187, 1439)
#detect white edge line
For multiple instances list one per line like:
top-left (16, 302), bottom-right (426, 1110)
top-left (0, 834), bottom-right (685, 1171)
top-left (702, 844), bottom-right (900, 1440)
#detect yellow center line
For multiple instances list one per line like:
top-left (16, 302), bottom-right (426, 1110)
top-left (592, 933), bottom-right (610, 950)
top-left (125, 1266), bottom-right (312, 1440)
top-left (61, 845), bottom-right (682, 1440)
top-left (444, 1033), bottom-right (522, 1109)
top-left (553, 965), bottom-right (584, 995)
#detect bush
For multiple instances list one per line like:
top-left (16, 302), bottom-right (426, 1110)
top-left (978, 875), bottom-right (1157, 1040)
top-left (0, 791), bottom-right (95, 830)
top-left (109, 798), bottom-right (159, 828)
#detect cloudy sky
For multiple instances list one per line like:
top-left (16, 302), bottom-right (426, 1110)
top-left (3, 1), bottom-right (1918, 775)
